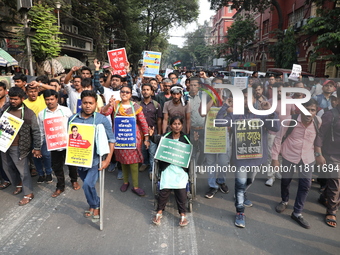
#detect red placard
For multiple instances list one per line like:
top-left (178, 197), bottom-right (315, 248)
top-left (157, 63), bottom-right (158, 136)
top-left (107, 48), bottom-right (127, 76)
top-left (44, 116), bottom-right (68, 151)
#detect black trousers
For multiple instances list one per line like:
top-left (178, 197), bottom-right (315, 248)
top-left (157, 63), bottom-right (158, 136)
top-left (157, 188), bottom-right (187, 214)
top-left (51, 150), bottom-right (78, 190)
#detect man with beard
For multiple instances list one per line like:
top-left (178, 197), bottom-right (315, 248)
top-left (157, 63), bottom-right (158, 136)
top-left (162, 85), bottom-right (190, 134)
top-left (253, 83), bottom-right (268, 110)
top-left (37, 90), bottom-right (80, 197)
top-left (139, 83), bottom-right (162, 178)
top-left (272, 99), bottom-right (321, 229)
top-left (0, 87), bottom-right (42, 205)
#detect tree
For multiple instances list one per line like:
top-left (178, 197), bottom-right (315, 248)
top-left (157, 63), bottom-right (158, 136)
top-left (224, 15), bottom-right (257, 62)
top-left (268, 28), bottom-right (297, 68)
top-left (304, 0), bottom-right (340, 68)
top-left (17, 3), bottom-right (64, 75)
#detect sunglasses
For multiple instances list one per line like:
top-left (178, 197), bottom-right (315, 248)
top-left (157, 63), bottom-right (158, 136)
top-left (120, 90), bottom-right (131, 94)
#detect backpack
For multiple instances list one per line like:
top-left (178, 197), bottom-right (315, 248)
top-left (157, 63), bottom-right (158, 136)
top-left (281, 114), bottom-right (320, 144)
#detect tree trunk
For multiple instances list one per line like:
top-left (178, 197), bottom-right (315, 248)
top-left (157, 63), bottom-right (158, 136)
top-left (36, 61), bottom-right (45, 76)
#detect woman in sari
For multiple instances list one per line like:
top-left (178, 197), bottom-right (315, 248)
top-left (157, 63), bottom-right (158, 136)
top-left (101, 85), bottom-right (149, 196)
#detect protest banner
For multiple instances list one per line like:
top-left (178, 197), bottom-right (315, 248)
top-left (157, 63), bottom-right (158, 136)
top-left (288, 64), bottom-right (302, 81)
top-left (204, 107), bottom-right (227, 154)
top-left (65, 123), bottom-right (95, 168)
top-left (233, 77), bottom-right (248, 89)
top-left (0, 112), bottom-right (24, 153)
top-left (165, 68), bottom-right (173, 78)
top-left (142, 51), bottom-right (162, 78)
top-left (107, 48), bottom-right (127, 76)
top-left (155, 137), bottom-right (192, 168)
top-left (114, 116), bottom-right (137, 149)
top-left (43, 116), bottom-right (68, 151)
top-left (234, 119), bottom-right (263, 160)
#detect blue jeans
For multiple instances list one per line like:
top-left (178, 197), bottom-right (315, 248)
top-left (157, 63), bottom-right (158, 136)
top-left (281, 158), bottom-right (313, 214)
top-left (235, 166), bottom-right (258, 213)
top-left (33, 141), bottom-right (52, 176)
top-left (78, 164), bottom-right (100, 209)
top-left (141, 140), bottom-right (157, 173)
top-left (206, 153), bottom-right (230, 189)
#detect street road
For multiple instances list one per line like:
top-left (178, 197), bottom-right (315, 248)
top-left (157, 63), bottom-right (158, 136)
top-left (0, 169), bottom-right (339, 255)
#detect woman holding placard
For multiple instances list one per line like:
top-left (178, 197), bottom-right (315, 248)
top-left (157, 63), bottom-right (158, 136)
top-left (149, 116), bottom-right (192, 227)
top-left (101, 85), bottom-right (149, 196)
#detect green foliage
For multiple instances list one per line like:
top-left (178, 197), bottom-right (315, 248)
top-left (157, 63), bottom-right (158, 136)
top-left (209, 0), bottom-right (271, 12)
top-left (16, 3), bottom-right (64, 63)
top-left (224, 15), bottom-right (257, 62)
top-left (303, 0), bottom-right (340, 68)
top-left (268, 28), bottom-right (297, 68)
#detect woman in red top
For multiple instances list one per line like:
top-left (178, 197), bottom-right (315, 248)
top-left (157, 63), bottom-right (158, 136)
top-left (101, 86), bottom-right (149, 196)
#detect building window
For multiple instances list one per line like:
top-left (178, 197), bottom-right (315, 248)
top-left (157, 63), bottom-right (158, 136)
top-left (263, 20), bottom-right (269, 34)
top-left (288, 7), bottom-right (305, 27)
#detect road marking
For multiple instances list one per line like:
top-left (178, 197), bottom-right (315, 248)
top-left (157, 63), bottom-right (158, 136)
top-left (148, 197), bottom-right (198, 255)
top-left (0, 186), bottom-right (69, 255)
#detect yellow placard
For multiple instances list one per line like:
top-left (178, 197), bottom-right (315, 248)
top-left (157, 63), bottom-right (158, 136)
top-left (65, 123), bottom-right (95, 168)
top-left (0, 112), bottom-right (24, 153)
top-left (204, 107), bottom-right (227, 154)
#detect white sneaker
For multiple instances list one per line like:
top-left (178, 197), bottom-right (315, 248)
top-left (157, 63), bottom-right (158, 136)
top-left (265, 178), bottom-right (274, 187)
top-left (275, 172), bottom-right (282, 180)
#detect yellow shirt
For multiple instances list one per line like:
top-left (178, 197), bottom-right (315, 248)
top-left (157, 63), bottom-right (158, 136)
top-left (24, 94), bottom-right (47, 116)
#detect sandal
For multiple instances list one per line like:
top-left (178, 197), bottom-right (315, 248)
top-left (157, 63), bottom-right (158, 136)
top-left (84, 208), bottom-right (94, 218)
top-left (92, 208), bottom-right (100, 223)
top-left (13, 186), bottom-right (23, 195)
top-left (152, 213), bottom-right (163, 226)
top-left (179, 215), bottom-right (189, 227)
top-left (18, 194), bottom-right (34, 206)
top-left (325, 214), bottom-right (337, 228)
top-left (0, 181), bottom-right (11, 190)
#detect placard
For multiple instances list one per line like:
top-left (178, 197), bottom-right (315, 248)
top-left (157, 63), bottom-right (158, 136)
top-left (204, 107), bottom-right (227, 154)
top-left (0, 112), bottom-right (24, 153)
top-left (143, 51), bottom-right (162, 78)
top-left (288, 64), bottom-right (302, 81)
top-left (114, 116), bottom-right (137, 149)
top-left (154, 137), bottom-right (192, 168)
top-left (107, 48), bottom-right (128, 76)
top-left (233, 77), bottom-right (248, 89)
top-left (65, 123), bottom-right (95, 168)
top-left (235, 119), bottom-right (263, 160)
top-left (43, 116), bottom-right (68, 151)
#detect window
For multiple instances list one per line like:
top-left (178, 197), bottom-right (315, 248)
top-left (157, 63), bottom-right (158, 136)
top-left (263, 20), bottom-right (269, 34)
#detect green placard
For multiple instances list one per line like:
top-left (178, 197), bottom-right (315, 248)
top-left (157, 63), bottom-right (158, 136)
top-left (154, 137), bottom-right (192, 168)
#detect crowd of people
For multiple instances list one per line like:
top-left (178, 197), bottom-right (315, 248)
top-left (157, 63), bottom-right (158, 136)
top-left (0, 60), bottom-right (339, 229)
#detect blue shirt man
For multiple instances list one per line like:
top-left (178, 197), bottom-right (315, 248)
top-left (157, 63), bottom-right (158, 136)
top-left (69, 90), bottom-right (115, 222)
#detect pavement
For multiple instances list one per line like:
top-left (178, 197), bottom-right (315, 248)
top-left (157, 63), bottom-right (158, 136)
top-left (0, 168), bottom-right (339, 255)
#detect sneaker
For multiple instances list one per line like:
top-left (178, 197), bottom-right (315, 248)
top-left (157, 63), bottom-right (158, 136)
top-left (107, 162), bottom-right (116, 172)
top-left (265, 178), bottom-right (274, 187)
top-left (235, 213), bottom-right (245, 228)
top-left (275, 201), bottom-right (288, 213)
top-left (205, 188), bottom-right (218, 199)
top-left (45, 174), bottom-right (53, 183)
top-left (139, 164), bottom-right (148, 172)
top-left (120, 182), bottom-right (129, 192)
top-left (132, 187), bottom-right (145, 196)
top-left (291, 213), bottom-right (311, 229)
top-left (219, 183), bottom-right (229, 194)
top-left (243, 199), bottom-right (253, 207)
top-left (117, 170), bottom-right (123, 180)
top-left (37, 175), bottom-right (45, 183)
top-left (275, 172), bottom-right (282, 180)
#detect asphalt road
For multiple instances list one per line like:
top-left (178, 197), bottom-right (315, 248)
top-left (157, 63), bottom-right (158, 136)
top-left (0, 169), bottom-right (339, 255)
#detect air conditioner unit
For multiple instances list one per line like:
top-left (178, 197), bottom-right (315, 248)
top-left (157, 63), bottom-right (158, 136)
top-left (302, 19), bottom-right (308, 26)
top-left (72, 25), bottom-right (78, 34)
top-left (17, 0), bottom-right (32, 11)
top-left (296, 21), bottom-right (302, 28)
top-left (65, 25), bottom-right (72, 33)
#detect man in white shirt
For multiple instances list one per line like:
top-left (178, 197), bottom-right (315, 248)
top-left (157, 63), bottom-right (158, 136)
top-left (38, 89), bottom-right (80, 198)
top-left (64, 75), bottom-right (83, 114)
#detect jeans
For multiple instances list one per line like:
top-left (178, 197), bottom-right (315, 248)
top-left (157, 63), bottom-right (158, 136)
top-left (33, 141), bottom-right (52, 176)
top-left (78, 164), bottom-right (100, 209)
top-left (235, 166), bottom-right (258, 213)
top-left (0, 153), bottom-right (10, 182)
top-left (141, 140), bottom-right (157, 173)
top-left (206, 153), bottom-right (230, 189)
top-left (281, 158), bottom-right (313, 214)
